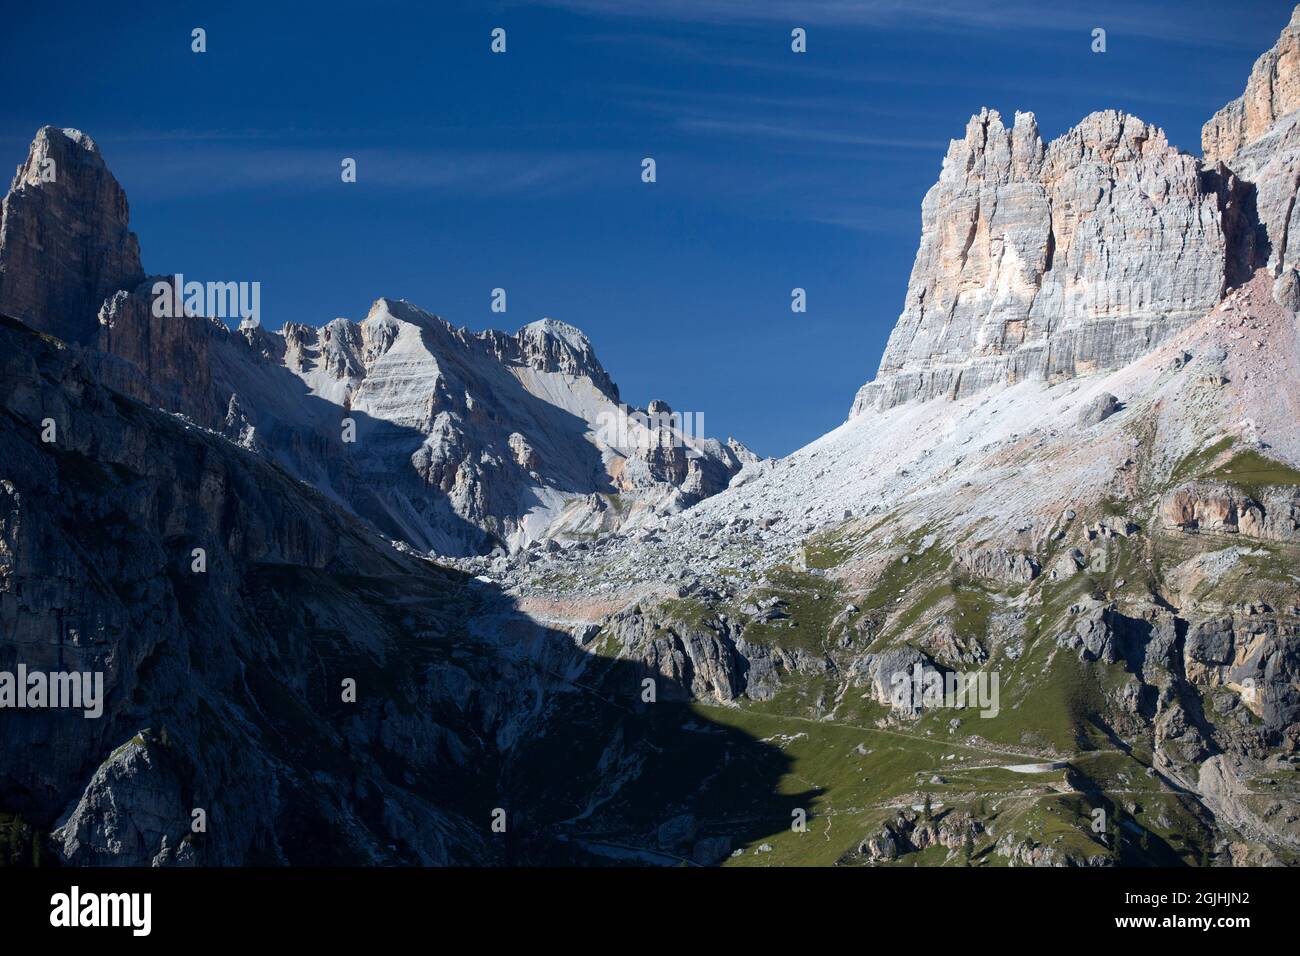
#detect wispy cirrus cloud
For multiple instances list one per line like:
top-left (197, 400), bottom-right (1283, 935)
top-left (611, 86), bottom-right (947, 155)
top-left (674, 116), bottom-right (942, 151)
top-left (83, 133), bottom-right (613, 201)
top-left (529, 0), bottom-right (1268, 49)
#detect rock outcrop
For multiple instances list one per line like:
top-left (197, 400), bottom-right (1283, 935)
top-left (0, 127), bottom-right (142, 343)
top-left (1078, 391), bottom-right (1121, 427)
top-left (1159, 482), bottom-right (1300, 541)
top-left (852, 109), bottom-right (1233, 415)
top-left (858, 808), bottom-right (984, 863)
top-left (1203, 7), bottom-right (1300, 166)
top-left (1184, 615), bottom-right (1300, 745)
top-left (955, 545), bottom-right (1039, 585)
top-left (53, 731), bottom-right (197, 867)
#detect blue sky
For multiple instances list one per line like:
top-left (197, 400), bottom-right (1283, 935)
top-left (1, 0), bottom-right (1294, 456)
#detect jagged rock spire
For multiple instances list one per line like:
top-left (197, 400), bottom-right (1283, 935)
top-left (0, 126), bottom-right (143, 342)
top-left (1203, 5), bottom-right (1300, 166)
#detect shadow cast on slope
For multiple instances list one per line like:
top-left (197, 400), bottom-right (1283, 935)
top-left (0, 312), bottom-right (810, 866)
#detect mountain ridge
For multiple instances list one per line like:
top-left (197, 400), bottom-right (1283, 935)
top-left (0, 128), bottom-right (758, 556)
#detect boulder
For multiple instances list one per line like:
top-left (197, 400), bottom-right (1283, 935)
top-left (1078, 392), bottom-right (1121, 427)
top-left (1274, 269), bottom-right (1300, 311)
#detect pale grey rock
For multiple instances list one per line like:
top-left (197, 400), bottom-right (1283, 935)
top-left (1078, 392), bottom-right (1121, 427)
top-left (1203, 8), bottom-right (1300, 278)
top-left (1274, 269), bottom-right (1300, 310)
top-left (0, 122), bottom-right (756, 558)
top-left (1186, 617), bottom-right (1235, 666)
top-left (572, 622), bottom-right (602, 646)
top-left (1160, 482), bottom-right (1300, 541)
top-left (862, 828), bottom-right (898, 861)
top-left (1203, 7), bottom-right (1300, 167)
top-left (858, 646), bottom-right (933, 714)
top-left (954, 545), bottom-right (1039, 584)
top-left (852, 109), bottom-right (1230, 415)
top-left (606, 605), bottom-right (745, 702)
top-left (1183, 613), bottom-right (1300, 742)
top-left (53, 731), bottom-right (196, 867)
top-left (1047, 548), bottom-right (1086, 581)
top-left (1066, 605), bottom-right (1121, 664)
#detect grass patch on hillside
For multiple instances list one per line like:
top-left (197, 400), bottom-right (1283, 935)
top-left (988, 793), bottom-right (1110, 864)
top-left (868, 546), bottom-right (952, 607)
top-left (739, 566), bottom-right (844, 654)
top-left (805, 541), bottom-right (853, 571)
top-left (885, 580), bottom-right (954, 635)
top-left (804, 523), bottom-right (857, 571)
top-left (951, 629), bottom-right (1107, 754)
top-left (1207, 449), bottom-right (1300, 497)
top-left (1170, 435), bottom-right (1235, 486)
top-left (696, 704), bottom-right (1026, 866)
top-left (1171, 437), bottom-right (1300, 496)
top-left (655, 597), bottom-right (717, 630)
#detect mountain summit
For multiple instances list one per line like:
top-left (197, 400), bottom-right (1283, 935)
top-left (492, 5), bottom-right (1300, 867)
top-left (851, 108), bottom-right (1242, 415)
top-left (0, 126), bottom-right (143, 343)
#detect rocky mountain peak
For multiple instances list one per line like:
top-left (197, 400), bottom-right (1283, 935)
top-left (851, 104), bottom-right (1231, 417)
top-left (1201, 4), bottom-right (1300, 282)
top-left (0, 126), bottom-right (143, 343)
top-left (1203, 5), bottom-right (1300, 166)
top-left (474, 314), bottom-right (619, 401)
top-left (519, 316), bottom-right (591, 351)
top-left (947, 108), bottom-right (1044, 185)
top-left (0, 125), bottom-right (750, 556)
top-left (1047, 110), bottom-right (1172, 165)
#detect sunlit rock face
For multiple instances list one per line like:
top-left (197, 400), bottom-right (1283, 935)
top-left (1204, 7), bottom-right (1300, 285)
top-left (852, 108), bottom-right (1232, 415)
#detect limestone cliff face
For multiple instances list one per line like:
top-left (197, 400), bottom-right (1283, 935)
top-left (0, 314), bottom-right (507, 863)
top-left (852, 109), bottom-right (1232, 415)
top-left (85, 281), bottom-right (754, 556)
top-left (852, 108), bottom-right (1227, 416)
top-left (0, 127), bottom-right (142, 343)
top-left (270, 299), bottom-right (755, 553)
top-left (1203, 6), bottom-right (1300, 280)
top-left (1203, 7), bottom-right (1300, 167)
top-left (853, 7), bottom-right (1300, 419)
